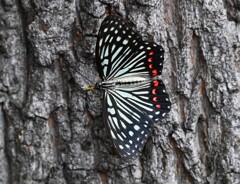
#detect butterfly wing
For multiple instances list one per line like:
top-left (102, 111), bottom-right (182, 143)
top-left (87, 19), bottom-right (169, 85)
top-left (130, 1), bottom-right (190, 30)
top-left (103, 80), bottom-right (171, 159)
top-left (96, 15), bottom-right (164, 81)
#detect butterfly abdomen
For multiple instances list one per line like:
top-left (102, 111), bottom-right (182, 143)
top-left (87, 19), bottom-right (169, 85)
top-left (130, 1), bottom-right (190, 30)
top-left (99, 76), bottom-right (151, 89)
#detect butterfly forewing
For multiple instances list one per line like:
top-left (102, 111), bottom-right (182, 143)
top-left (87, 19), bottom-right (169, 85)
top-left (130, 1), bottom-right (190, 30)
top-left (96, 16), bottom-right (164, 81)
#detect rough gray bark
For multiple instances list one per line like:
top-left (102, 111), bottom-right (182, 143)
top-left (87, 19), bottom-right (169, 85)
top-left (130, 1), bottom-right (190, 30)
top-left (0, 0), bottom-right (239, 184)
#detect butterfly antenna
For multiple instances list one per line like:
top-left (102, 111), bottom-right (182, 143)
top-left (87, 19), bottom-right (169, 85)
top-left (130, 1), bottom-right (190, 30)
top-left (64, 62), bottom-right (97, 91)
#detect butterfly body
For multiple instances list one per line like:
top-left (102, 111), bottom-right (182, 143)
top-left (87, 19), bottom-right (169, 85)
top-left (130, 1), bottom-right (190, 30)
top-left (98, 76), bottom-right (150, 89)
top-left (96, 15), bottom-right (171, 160)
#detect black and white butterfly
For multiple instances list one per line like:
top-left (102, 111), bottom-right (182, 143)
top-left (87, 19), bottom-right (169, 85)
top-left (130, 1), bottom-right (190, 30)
top-left (95, 15), bottom-right (171, 160)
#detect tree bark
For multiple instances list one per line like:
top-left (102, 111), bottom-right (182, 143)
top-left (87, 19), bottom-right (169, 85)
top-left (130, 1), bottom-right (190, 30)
top-left (0, 0), bottom-right (239, 184)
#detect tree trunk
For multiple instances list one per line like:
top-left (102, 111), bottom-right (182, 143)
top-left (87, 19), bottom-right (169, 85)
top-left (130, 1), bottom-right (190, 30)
top-left (0, 0), bottom-right (239, 183)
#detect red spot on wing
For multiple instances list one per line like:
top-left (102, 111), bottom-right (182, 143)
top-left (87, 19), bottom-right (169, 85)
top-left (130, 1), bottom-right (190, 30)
top-left (153, 97), bottom-right (158, 102)
top-left (149, 51), bottom-right (154, 55)
top-left (149, 64), bottom-right (153, 69)
top-left (148, 58), bottom-right (152, 62)
top-left (156, 104), bottom-right (161, 109)
top-left (152, 89), bottom-right (157, 95)
top-left (152, 70), bottom-right (157, 76)
top-left (153, 80), bottom-right (159, 87)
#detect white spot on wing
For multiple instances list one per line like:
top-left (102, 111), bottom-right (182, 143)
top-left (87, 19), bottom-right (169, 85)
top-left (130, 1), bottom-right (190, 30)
top-left (116, 36), bottom-right (121, 41)
top-left (155, 111), bottom-right (160, 115)
top-left (129, 131), bottom-right (134, 136)
top-left (108, 108), bottom-right (116, 115)
top-left (123, 39), bottom-right (128, 45)
top-left (119, 145), bottom-right (124, 149)
top-left (134, 125), bottom-right (140, 131)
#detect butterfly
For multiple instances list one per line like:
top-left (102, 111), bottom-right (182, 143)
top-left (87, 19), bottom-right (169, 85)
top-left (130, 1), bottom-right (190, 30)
top-left (95, 15), bottom-right (171, 160)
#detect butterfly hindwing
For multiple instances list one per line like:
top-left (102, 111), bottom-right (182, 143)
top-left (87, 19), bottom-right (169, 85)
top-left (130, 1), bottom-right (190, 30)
top-left (104, 100), bottom-right (154, 160)
top-left (96, 15), bottom-right (164, 81)
top-left (103, 80), bottom-right (171, 159)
